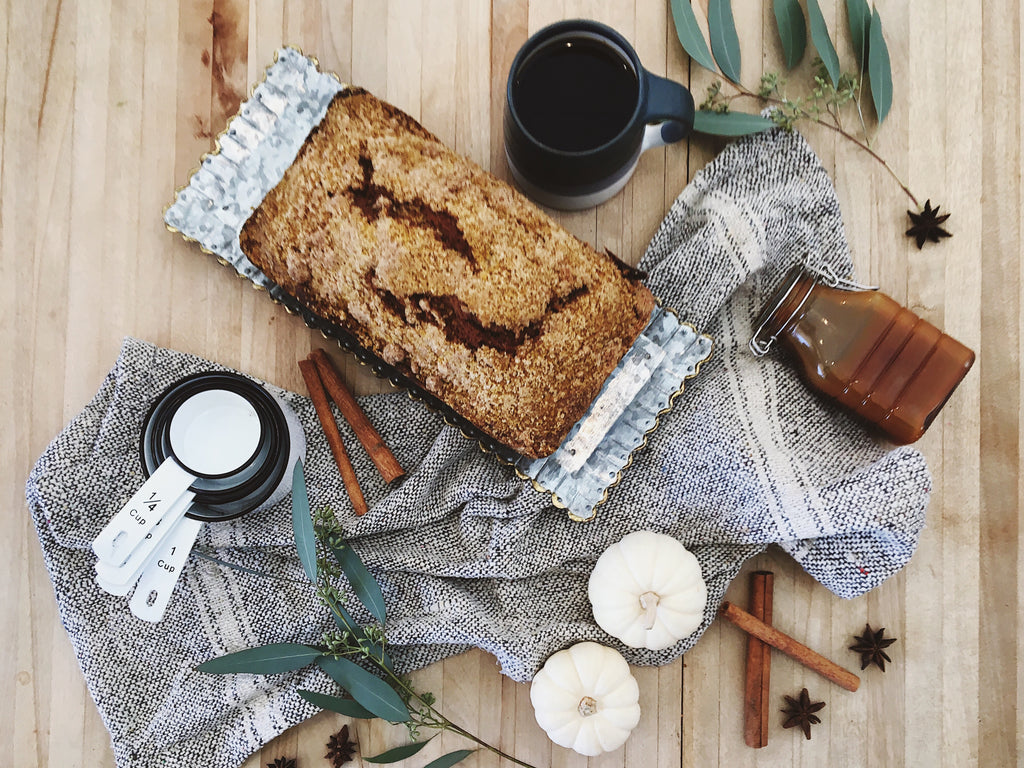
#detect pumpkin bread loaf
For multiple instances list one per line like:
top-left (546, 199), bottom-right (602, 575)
top-left (240, 88), bottom-right (655, 458)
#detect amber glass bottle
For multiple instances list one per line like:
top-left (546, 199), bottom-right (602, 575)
top-left (751, 266), bottom-right (974, 445)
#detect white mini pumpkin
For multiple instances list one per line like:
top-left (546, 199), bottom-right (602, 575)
top-left (588, 530), bottom-right (708, 650)
top-left (530, 641), bottom-right (641, 756)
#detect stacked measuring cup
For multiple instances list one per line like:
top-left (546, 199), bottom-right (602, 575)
top-left (91, 372), bottom-right (305, 622)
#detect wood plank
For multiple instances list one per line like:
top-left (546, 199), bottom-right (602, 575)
top-left (979, 0), bottom-right (1022, 766)
top-left (64, 0), bottom-right (115, 400)
top-left (656, 660), bottom-right (683, 768)
top-left (421, 0), bottom-right (458, 146)
top-left (941, 0), bottom-right (984, 764)
top-left (622, 665), bottom-right (662, 768)
top-left (512, 667), bottom-right (552, 768)
top-left (682, 613), bottom-right (721, 768)
top-left (1016, 0), bottom-right (1024, 757)
top-left (527, 0), bottom-right (564, 34)
top-left (901, 1), bottom-right (949, 767)
top-left (281, 0), bottom-right (321, 55)
top-left (629, 0), bottom-right (670, 261)
top-left (662, 0), bottom-right (690, 217)
top-left (863, 15), bottom-right (912, 768)
top-left (592, 0), bottom-right (633, 263)
top-left (488, 0), bottom-right (528, 181)
top-left (440, 651), bottom-right (484, 767)
top-left (454, 0), bottom-right (490, 167)
top-left (1019, 7), bottom-right (1024, 752)
top-left (385, 0), bottom-right (421, 117)
top-left (351, 0), bottom-right (387, 96)
top-left (136, 0), bottom-right (180, 346)
top-left (317, 0), bottom-right (354, 83)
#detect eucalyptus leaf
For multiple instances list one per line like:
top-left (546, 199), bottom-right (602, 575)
top-left (197, 643), bottom-right (322, 675)
top-left (846, 0), bottom-right (871, 70)
top-left (867, 8), bottom-right (893, 122)
top-left (693, 109), bottom-right (775, 136)
top-left (806, 0), bottom-right (841, 87)
top-left (364, 737), bottom-right (434, 763)
top-left (297, 689), bottom-right (376, 719)
top-left (422, 750), bottom-right (476, 768)
top-left (317, 656), bottom-right (411, 722)
top-left (772, 0), bottom-right (806, 69)
top-left (669, 0), bottom-right (718, 74)
top-left (330, 542), bottom-right (387, 624)
top-left (291, 460), bottom-right (317, 583)
top-left (707, 0), bottom-right (742, 83)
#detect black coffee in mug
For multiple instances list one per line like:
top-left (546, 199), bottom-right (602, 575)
top-left (511, 34), bottom-right (639, 152)
top-left (504, 20), bottom-right (694, 211)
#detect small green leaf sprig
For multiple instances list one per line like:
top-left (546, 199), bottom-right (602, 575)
top-left (672, 0), bottom-right (921, 209)
top-left (198, 460), bottom-right (538, 768)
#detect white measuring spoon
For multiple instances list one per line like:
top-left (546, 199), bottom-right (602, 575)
top-left (91, 458), bottom-right (197, 568)
top-left (129, 515), bottom-right (205, 621)
top-left (94, 492), bottom-right (193, 595)
top-left (92, 388), bottom-right (264, 619)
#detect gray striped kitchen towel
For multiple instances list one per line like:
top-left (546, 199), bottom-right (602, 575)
top-left (26, 125), bottom-right (930, 768)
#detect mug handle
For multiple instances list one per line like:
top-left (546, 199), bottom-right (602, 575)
top-left (640, 71), bottom-right (695, 151)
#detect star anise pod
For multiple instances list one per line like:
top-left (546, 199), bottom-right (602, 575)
top-left (325, 724), bottom-right (357, 767)
top-left (850, 623), bottom-right (898, 671)
top-left (266, 758), bottom-right (296, 768)
top-left (781, 688), bottom-right (825, 740)
top-left (906, 199), bottom-right (952, 249)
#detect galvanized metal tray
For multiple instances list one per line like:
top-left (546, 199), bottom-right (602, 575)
top-left (164, 47), bottom-right (712, 521)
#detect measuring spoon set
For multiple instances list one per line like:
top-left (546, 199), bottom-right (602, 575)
top-left (91, 372), bottom-right (305, 622)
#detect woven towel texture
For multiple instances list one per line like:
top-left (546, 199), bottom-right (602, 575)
top-left (27, 127), bottom-right (930, 768)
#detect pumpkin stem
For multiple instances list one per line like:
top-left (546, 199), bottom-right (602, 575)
top-left (578, 696), bottom-right (598, 717)
top-left (639, 591), bottom-right (660, 630)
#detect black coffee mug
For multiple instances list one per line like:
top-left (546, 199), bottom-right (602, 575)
top-left (504, 19), bottom-right (694, 210)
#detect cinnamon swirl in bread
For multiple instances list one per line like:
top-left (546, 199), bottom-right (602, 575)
top-left (240, 88), bottom-right (654, 458)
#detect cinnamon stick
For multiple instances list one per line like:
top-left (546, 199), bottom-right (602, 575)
top-left (310, 348), bottom-right (405, 483)
top-left (298, 358), bottom-right (369, 516)
top-left (743, 572), bottom-right (774, 748)
top-left (720, 601), bottom-right (860, 693)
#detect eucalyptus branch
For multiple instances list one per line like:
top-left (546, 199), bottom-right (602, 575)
top-left (388, 673), bottom-right (539, 768)
top-left (311, 506), bottom-right (539, 768)
top-left (673, 0), bottom-right (923, 214)
top-left (761, 88), bottom-right (917, 208)
top-left (704, 75), bottom-right (919, 208)
top-left (199, 464), bottom-right (539, 768)
top-left (318, 593), bottom-right (537, 767)
top-left (804, 109), bottom-right (918, 208)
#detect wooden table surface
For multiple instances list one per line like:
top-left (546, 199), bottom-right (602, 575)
top-left (3, 1), bottom-right (1019, 766)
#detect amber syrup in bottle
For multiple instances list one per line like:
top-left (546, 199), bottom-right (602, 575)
top-left (751, 266), bottom-right (974, 444)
